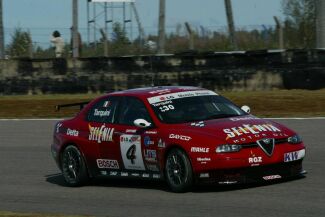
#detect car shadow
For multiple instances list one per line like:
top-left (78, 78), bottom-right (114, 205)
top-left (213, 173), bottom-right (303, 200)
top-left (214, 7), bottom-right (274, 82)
top-left (45, 173), bottom-right (69, 187)
top-left (45, 173), bottom-right (170, 191)
top-left (45, 173), bottom-right (306, 193)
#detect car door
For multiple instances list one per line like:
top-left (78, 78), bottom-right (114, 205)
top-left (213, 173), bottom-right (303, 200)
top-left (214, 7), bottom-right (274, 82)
top-left (114, 96), bottom-right (160, 174)
top-left (86, 96), bottom-right (122, 171)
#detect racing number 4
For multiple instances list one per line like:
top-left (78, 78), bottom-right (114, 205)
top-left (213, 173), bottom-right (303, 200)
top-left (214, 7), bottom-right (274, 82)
top-left (126, 145), bottom-right (137, 164)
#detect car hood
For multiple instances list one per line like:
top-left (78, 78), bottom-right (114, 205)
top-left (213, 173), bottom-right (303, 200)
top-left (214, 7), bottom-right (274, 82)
top-left (167, 115), bottom-right (294, 145)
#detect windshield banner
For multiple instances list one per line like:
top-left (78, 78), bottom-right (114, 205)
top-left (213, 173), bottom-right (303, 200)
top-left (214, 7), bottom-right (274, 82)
top-left (147, 90), bottom-right (218, 104)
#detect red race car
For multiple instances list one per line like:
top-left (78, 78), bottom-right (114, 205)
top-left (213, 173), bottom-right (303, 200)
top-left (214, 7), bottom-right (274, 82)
top-left (51, 86), bottom-right (306, 192)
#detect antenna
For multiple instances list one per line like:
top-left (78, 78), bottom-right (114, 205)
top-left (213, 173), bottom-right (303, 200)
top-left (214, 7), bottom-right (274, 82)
top-left (150, 55), bottom-right (155, 87)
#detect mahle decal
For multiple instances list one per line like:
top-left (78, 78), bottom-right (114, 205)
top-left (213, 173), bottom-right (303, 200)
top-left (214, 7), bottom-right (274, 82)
top-left (89, 124), bottom-right (114, 143)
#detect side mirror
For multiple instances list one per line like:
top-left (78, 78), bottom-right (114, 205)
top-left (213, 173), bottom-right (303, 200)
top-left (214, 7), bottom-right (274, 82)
top-left (241, 105), bottom-right (251, 114)
top-left (134, 119), bottom-right (152, 128)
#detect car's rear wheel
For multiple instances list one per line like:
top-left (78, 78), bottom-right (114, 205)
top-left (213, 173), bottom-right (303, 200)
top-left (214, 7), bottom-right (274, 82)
top-left (165, 148), bottom-right (193, 192)
top-left (61, 145), bottom-right (89, 186)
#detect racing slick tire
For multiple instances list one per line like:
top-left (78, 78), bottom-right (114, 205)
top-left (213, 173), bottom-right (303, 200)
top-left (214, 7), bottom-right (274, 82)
top-left (165, 148), bottom-right (193, 192)
top-left (61, 145), bottom-right (89, 187)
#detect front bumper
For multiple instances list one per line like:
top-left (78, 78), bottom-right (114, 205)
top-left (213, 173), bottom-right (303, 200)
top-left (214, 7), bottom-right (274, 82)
top-left (197, 160), bottom-right (305, 184)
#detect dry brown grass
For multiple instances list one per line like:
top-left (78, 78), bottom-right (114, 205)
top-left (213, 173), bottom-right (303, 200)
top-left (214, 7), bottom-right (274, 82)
top-left (223, 89), bottom-right (325, 117)
top-left (0, 90), bottom-right (324, 118)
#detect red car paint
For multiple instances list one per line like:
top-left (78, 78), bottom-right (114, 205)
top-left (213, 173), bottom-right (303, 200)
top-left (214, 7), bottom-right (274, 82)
top-left (51, 86), bottom-right (306, 184)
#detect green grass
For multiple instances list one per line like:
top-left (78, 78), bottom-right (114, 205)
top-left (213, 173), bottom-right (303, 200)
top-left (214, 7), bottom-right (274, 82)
top-left (0, 89), bottom-right (325, 118)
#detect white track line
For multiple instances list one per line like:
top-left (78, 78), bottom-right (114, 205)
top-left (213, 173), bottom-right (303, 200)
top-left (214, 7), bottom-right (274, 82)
top-left (0, 118), bottom-right (63, 121)
top-left (0, 117), bottom-right (325, 121)
top-left (265, 117), bottom-right (325, 120)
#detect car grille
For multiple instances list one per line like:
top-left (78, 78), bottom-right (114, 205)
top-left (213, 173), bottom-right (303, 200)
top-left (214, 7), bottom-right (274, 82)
top-left (241, 138), bottom-right (288, 149)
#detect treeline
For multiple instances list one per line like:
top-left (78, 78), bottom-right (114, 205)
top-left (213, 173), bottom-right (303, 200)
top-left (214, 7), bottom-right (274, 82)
top-left (5, 0), bottom-right (316, 58)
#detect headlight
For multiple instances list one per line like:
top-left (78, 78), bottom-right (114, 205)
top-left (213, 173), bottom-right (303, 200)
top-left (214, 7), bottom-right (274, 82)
top-left (288, 134), bottom-right (302, 144)
top-left (216, 144), bottom-right (242, 153)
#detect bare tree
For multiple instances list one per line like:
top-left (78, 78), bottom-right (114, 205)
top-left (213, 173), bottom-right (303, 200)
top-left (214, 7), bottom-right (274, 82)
top-left (282, 0), bottom-right (316, 48)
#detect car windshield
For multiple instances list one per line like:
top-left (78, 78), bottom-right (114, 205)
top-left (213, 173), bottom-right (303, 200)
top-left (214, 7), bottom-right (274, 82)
top-left (148, 92), bottom-right (246, 124)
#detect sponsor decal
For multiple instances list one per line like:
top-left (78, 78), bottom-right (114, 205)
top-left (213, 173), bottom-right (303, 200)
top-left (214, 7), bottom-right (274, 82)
top-left (110, 171), bottom-right (118, 176)
top-left (142, 173), bottom-right (150, 178)
top-left (100, 171), bottom-right (107, 175)
top-left (178, 87), bottom-right (199, 90)
top-left (229, 116), bottom-right (259, 122)
top-left (191, 121), bottom-right (205, 127)
top-left (121, 172), bottom-right (129, 177)
top-left (103, 101), bottom-right (111, 108)
top-left (146, 164), bottom-right (160, 172)
top-left (89, 124), bottom-right (114, 143)
top-left (120, 135), bottom-right (145, 170)
top-left (248, 157), bottom-right (263, 166)
top-left (126, 129), bottom-right (137, 133)
top-left (158, 139), bottom-right (166, 148)
top-left (248, 153), bottom-right (263, 166)
top-left (147, 90), bottom-right (217, 104)
top-left (121, 135), bottom-right (141, 143)
top-left (149, 89), bottom-right (171, 95)
top-left (131, 173), bottom-right (140, 177)
top-left (263, 175), bottom-right (282, 180)
top-left (147, 164), bottom-right (159, 172)
top-left (145, 130), bottom-right (158, 135)
top-left (56, 122), bottom-right (62, 133)
top-left (94, 109), bottom-right (111, 117)
top-left (144, 136), bottom-right (154, 147)
top-left (144, 150), bottom-right (157, 162)
top-left (191, 147), bottom-right (210, 153)
top-left (97, 159), bottom-right (119, 169)
top-left (66, 128), bottom-right (79, 137)
top-left (199, 173), bottom-right (210, 178)
top-left (231, 132), bottom-right (288, 144)
top-left (169, 134), bottom-right (191, 141)
top-left (197, 157), bottom-right (211, 162)
top-left (223, 124), bottom-right (281, 140)
top-left (152, 174), bottom-right (161, 179)
top-left (284, 149), bottom-right (305, 162)
top-left (151, 100), bottom-right (173, 108)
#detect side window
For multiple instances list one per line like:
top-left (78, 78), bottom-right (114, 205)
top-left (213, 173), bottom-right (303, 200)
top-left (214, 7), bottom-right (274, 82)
top-left (117, 97), bottom-right (152, 126)
top-left (87, 97), bottom-right (119, 123)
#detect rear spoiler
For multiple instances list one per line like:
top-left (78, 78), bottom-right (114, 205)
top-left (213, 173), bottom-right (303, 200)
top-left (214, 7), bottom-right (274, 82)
top-left (55, 101), bottom-right (90, 111)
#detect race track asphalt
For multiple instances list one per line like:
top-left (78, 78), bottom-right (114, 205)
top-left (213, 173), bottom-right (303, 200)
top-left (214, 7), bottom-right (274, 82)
top-left (0, 119), bottom-right (324, 217)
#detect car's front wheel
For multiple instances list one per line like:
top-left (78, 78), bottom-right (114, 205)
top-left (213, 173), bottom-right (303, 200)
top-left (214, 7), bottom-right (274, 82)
top-left (165, 148), bottom-right (193, 192)
top-left (61, 145), bottom-right (89, 187)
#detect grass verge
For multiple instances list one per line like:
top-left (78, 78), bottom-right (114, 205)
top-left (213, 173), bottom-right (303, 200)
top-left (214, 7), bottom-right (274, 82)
top-left (0, 90), bottom-right (324, 118)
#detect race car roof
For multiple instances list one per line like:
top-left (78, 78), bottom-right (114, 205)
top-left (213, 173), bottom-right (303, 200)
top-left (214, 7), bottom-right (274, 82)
top-left (108, 86), bottom-right (211, 99)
